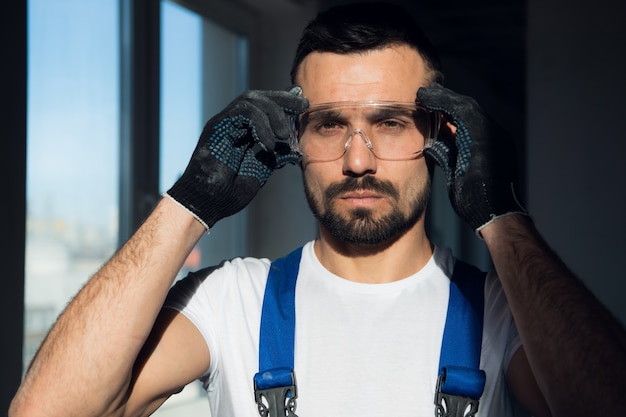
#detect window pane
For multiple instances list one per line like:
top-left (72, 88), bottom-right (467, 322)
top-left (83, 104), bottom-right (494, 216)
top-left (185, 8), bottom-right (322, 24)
top-left (160, 1), bottom-right (202, 193)
top-left (25, 0), bottom-right (119, 369)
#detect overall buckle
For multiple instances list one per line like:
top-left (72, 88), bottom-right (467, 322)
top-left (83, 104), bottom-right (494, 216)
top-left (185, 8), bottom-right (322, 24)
top-left (434, 374), bottom-right (480, 417)
top-left (253, 369), bottom-right (298, 417)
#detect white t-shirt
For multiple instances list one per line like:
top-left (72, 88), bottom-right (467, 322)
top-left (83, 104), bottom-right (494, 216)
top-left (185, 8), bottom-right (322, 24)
top-left (165, 242), bottom-right (524, 417)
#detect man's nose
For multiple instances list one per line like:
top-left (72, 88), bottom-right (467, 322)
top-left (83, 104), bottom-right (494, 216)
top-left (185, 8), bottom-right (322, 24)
top-left (342, 129), bottom-right (377, 176)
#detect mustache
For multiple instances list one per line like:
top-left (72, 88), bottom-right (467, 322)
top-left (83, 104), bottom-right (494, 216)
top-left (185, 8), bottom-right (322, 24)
top-left (324, 176), bottom-right (400, 202)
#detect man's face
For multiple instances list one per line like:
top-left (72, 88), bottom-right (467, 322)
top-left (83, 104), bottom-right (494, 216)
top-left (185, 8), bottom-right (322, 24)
top-left (294, 45), bottom-right (433, 246)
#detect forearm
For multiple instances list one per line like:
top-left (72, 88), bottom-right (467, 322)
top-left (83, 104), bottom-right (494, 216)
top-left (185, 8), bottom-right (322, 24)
top-left (10, 197), bottom-right (206, 417)
top-left (481, 215), bottom-right (626, 416)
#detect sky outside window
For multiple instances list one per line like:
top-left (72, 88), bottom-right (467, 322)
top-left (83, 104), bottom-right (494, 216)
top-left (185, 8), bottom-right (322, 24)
top-left (25, 0), bottom-right (119, 369)
top-left (160, 0), bottom-right (202, 193)
top-left (26, 0), bottom-right (243, 412)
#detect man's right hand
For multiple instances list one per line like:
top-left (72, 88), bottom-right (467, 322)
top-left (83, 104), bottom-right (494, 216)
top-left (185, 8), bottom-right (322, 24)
top-left (165, 87), bottom-right (309, 229)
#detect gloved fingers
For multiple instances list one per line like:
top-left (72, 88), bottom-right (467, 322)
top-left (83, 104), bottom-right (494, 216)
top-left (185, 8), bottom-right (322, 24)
top-left (239, 147), bottom-right (274, 187)
top-left (194, 134), bottom-right (249, 177)
top-left (424, 140), bottom-right (455, 183)
top-left (248, 138), bottom-right (301, 171)
top-left (418, 84), bottom-right (489, 177)
top-left (424, 114), bottom-right (455, 162)
top-left (264, 87), bottom-right (309, 114)
top-left (273, 141), bottom-right (302, 168)
top-left (233, 90), bottom-right (308, 149)
top-left (213, 99), bottom-right (285, 153)
top-left (417, 83), bottom-right (482, 128)
top-left (244, 91), bottom-right (305, 168)
top-left (241, 89), bottom-right (308, 117)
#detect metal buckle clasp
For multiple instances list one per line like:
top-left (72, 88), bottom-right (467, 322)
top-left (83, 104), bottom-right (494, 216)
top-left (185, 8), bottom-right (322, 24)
top-left (254, 370), bottom-right (298, 417)
top-left (434, 375), bottom-right (480, 417)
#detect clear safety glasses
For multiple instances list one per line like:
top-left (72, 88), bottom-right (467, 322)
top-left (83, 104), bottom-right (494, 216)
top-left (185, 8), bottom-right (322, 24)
top-left (290, 101), bottom-right (439, 162)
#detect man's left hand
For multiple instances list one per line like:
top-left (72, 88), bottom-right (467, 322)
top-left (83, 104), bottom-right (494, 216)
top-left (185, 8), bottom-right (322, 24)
top-left (417, 83), bottom-right (528, 234)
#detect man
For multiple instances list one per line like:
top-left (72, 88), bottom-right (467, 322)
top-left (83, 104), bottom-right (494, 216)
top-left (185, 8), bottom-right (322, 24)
top-left (10, 3), bottom-right (626, 417)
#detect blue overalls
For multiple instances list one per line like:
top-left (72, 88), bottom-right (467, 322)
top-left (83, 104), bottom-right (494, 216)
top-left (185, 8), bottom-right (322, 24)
top-left (253, 247), bottom-right (486, 417)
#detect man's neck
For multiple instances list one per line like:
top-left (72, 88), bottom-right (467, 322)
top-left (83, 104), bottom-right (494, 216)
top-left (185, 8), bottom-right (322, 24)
top-left (314, 224), bottom-right (433, 284)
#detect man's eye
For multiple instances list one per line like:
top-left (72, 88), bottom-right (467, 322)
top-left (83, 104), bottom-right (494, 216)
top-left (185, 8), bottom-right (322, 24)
top-left (383, 120), bottom-right (401, 127)
top-left (379, 119), bottom-right (407, 130)
top-left (315, 121), bottom-right (344, 134)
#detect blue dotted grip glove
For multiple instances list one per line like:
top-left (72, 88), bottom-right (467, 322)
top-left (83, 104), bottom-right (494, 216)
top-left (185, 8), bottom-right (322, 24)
top-left (165, 87), bottom-right (308, 229)
top-left (417, 83), bottom-right (528, 234)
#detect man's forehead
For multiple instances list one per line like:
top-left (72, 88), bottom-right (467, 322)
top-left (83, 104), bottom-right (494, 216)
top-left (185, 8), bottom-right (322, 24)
top-left (294, 45), bottom-right (429, 104)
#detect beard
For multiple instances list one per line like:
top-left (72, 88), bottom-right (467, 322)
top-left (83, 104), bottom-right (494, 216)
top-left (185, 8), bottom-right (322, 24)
top-left (304, 175), bottom-right (431, 246)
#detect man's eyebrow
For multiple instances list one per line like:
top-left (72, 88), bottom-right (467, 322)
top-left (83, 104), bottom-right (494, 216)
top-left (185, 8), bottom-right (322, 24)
top-left (364, 107), bottom-right (415, 120)
top-left (300, 109), bottom-right (346, 126)
top-left (300, 106), bottom-right (416, 127)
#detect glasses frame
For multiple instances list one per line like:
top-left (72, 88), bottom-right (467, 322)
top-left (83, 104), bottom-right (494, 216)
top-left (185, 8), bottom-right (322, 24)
top-left (290, 100), bottom-right (439, 162)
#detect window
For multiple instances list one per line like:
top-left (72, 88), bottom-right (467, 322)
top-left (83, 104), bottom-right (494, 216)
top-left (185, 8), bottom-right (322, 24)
top-left (25, 0), bottom-right (119, 370)
top-left (24, 1), bottom-right (249, 414)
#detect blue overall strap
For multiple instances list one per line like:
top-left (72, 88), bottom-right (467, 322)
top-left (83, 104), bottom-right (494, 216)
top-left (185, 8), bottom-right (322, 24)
top-left (434, 260), bottom-right (487, 417)
top-left (253, 247), bottom-right (303, 417)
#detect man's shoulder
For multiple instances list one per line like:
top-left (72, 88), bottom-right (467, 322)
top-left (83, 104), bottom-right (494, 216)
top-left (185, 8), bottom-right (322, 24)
top-left (187, 255), bottom-right (271, 283)
top-left (165, 255), bottom-right (273, 315)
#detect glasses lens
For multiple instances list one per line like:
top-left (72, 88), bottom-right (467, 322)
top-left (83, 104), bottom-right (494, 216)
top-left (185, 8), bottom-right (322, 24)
top-left (293, 101), bottom-right (433, 162)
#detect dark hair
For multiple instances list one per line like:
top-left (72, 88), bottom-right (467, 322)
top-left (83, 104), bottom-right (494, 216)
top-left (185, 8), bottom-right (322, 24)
top-left (290, 2), bottom-right (444, 84)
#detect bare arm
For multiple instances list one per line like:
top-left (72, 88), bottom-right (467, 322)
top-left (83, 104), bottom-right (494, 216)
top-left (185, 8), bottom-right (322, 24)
top-left (9, 89), bottom-right (307, 417)
top-left (417, 84), bottom-right (626, 415)
top-left (481, 214), bottom-right (626, 416)
top-left (9, 198), bottom-right (207, 417)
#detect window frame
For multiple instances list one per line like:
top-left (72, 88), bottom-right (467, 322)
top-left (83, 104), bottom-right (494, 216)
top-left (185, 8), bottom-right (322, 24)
top-left (1, 1), bottom-right (256, 409)
top-left (119, 0), bottom-right (256, 243)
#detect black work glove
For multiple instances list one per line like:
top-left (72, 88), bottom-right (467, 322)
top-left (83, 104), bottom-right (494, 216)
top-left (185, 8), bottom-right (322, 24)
top-left (165, 87), bottom-right (308, 229)
top-left (417, 83), bottom-right (528, 234)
